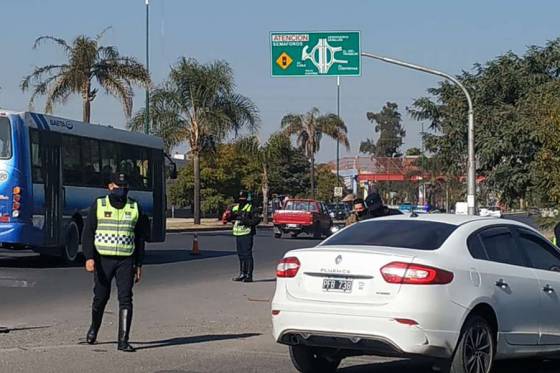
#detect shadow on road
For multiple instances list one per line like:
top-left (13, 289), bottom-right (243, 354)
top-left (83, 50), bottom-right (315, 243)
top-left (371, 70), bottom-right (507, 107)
top-left (340, 358), bottom-right (560, 373)
top-left (0, 252), bottom-right (81, 269)
top-left (143, 249), bottom-right (236, 265)
top-left (133, 333), bottom-right (261, 350)
top-left (339, 359), bottom-right (433, 373)
top-left (0, 248), bottom-right (236, 268)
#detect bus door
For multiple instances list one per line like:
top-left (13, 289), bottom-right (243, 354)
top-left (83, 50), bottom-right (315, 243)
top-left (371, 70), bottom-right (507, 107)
top-left (40, 131), bottom-right (63, 246)
top-left (150, 149), bottom-right (165, 242)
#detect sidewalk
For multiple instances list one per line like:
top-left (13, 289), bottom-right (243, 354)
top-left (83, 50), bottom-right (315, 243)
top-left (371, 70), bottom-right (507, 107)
top-left (166, 218), bottom-right (273, 232)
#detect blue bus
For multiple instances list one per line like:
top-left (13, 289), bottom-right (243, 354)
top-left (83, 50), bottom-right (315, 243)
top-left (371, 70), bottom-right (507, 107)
top-left (0, 109), bottom-right (176, 263)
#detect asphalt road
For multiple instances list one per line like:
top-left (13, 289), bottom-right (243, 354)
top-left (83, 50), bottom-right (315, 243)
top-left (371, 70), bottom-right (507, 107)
top-left (0, 224), bottom-right (558, 373)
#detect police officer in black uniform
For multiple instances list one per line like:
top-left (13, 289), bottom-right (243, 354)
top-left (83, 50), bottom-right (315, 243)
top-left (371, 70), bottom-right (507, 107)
top-left (83, 173), bottom-right (148, 352)
top-left (228, 191), bottom-right (260, 282)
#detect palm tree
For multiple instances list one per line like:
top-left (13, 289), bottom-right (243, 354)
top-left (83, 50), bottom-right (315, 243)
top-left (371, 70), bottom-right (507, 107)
top-left (281, 108), bottom-right (349, 198)
top-left (21, 28), bottom-right (150, 123)
top-left (131, 58), bottom-right (259, 224)
top-left (237, 133), bottom-right (287, 224)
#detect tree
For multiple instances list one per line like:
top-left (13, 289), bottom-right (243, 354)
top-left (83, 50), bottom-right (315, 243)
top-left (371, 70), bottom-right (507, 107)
top-left (129, 89), bottom-right (186, 153)
top-left (405, 147), bottom-right (422, 156)
top-left (361, 102), bottom-right (406, 157)
top-left (133, 58), bottom-right (259, 224)
top-left (237, 133), bottom-right (287, 224)
top-left (315, 164), bottom-right (344, 203)
top-left (21, 29), bottom-right (150, 123)
top-left (281, 108), bottom-right (349, 198)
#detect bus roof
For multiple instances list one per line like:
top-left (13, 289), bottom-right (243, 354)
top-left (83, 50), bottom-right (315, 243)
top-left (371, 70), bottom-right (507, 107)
top-left (0, 109), bottom-right (164, 149)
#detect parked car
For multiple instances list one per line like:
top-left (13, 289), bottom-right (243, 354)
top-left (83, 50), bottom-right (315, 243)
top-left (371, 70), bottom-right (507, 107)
top-left (272, 214), bottom-right (560, 372)
top-left (326, 203), bottom-right (351, 221)
top-left (221, 205), bottom-right (232, 224)
top-left (479, 206), bottom-right (502, 218)
top-left (272, 199), bottom-right (332, 239)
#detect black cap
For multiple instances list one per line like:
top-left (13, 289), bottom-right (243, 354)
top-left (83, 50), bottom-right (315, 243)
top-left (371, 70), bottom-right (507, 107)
top-left (110, 173), bottom-right (129, 187)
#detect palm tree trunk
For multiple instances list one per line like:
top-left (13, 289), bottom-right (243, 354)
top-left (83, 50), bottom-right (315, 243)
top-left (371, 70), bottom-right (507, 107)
top-left (82, 82), bottom-right (91, 123)
top-left (310, 154), bottom-right (315, 198)
top-left (262, 164), bottom-right (269, 225)
top-left (83, 98), bottom-right (91, 123)
top-left (193, 152), bottom-right (201, 225)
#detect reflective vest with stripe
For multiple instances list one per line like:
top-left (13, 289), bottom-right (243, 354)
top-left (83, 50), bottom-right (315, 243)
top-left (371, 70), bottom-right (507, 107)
top-left (94, 196), bottom-right (139, 256)
top-left (232, 203), bottom-right (252, 236)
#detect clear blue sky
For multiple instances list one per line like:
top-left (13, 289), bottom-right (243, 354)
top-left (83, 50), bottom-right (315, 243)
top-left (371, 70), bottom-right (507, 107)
top-left (1, 0), bottom-right (558, 162)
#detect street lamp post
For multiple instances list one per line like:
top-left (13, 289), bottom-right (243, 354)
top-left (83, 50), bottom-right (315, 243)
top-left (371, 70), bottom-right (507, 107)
top-left (144, 0), bottom-right (150, 135)
top-left (361, 52), bottom-right (476, 215)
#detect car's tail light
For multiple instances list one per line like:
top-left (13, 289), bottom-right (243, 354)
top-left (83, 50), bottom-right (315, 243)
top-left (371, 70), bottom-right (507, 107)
top-left (380, 262), bottom-right (453, 285)
top-left (277, 257), bottom-right (301, 278)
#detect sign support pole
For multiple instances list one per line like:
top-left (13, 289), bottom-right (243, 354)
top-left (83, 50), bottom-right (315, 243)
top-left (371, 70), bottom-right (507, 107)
top-left (336, 76), bottom-right (340, 191)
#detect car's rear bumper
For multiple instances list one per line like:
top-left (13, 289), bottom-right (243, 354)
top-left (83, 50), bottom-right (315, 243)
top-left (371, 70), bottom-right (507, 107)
top-left (274, 224), bottom-right (313, 233)
top-left (272, 309), bottom-right (457, 359)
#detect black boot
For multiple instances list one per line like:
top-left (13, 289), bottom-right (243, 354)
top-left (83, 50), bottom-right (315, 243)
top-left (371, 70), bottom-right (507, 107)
top-left (232, 260), bottom-right (246, 282)
top-left (243, 258), bottom-right (254, 283)
top-left (86, 308), bottom-right (104, 345)
top-left (117, 308), bottom-right (136, 352)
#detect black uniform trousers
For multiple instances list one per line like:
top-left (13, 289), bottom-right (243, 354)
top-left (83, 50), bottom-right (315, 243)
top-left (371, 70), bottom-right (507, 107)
top-left (93, 255), bottom-right (135, 314)
top-left (236, 234), bottom-right (254, 270)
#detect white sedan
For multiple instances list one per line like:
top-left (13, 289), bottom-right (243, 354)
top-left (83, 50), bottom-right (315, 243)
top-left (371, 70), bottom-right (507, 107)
top-left (272, 214), bottom-right (560, 373)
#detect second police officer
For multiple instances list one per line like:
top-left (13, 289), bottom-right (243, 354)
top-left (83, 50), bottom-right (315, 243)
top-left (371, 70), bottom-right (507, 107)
top-left (229, 191), bottom-right (260, 282)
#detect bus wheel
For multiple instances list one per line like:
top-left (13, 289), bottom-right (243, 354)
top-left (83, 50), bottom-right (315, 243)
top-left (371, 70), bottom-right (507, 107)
top-left (62, 221), bottom-right (80, 264)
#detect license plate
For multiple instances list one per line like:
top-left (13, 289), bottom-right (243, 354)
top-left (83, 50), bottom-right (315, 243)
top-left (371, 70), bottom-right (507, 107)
top-left (287, 224), bottom-right (299, 228)
top-left (322, 278), bottom-right (353, 293)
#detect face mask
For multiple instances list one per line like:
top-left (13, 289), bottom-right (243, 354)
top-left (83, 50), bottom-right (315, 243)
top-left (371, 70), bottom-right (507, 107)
top-left (111, 187), bottom-right (128, 200)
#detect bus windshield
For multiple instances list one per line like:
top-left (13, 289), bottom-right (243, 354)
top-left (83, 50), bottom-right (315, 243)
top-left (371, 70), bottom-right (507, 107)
top-left (0, 117), bottom-right (12, 159)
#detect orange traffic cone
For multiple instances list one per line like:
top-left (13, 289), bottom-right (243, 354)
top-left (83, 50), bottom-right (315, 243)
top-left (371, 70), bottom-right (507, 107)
top-left (191, 233), bottom-right (200, 256)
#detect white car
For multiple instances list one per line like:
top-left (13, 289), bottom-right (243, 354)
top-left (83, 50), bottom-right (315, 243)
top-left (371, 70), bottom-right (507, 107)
top-left (272, 214), bottom-right (560, 373)
top-left (479, 207), bottom-right (502, 218)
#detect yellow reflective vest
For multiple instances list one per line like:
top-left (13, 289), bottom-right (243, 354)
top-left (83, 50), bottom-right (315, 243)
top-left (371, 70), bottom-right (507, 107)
top-left (232, 203), bottom-right (252, 236)
top-left (94, 196), bottom-right (139, 256)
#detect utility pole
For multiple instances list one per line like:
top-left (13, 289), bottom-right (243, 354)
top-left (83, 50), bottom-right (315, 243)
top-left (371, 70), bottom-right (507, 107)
top-left (361, 52), bottom-right (476, 215)
top-left (144, 0), bottom-right (150, 135)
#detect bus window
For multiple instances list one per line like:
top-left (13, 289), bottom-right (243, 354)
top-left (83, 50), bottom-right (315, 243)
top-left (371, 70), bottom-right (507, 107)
top-left (119, 144), bottom-right (152, 190)
top-left (30, 129), bottom-right (43, 183)
top-left (81, 138), bottom-right (102, 187)
top-left (62, 135), bottom-right (82, 185)
top-left (101, 141), bottom-right (119, 185)
top-left (0, 117), bottom-right (12, 159)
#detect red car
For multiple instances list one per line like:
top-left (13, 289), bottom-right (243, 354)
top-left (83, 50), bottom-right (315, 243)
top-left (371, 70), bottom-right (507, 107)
top-left (221, 206), bottom-right (232, 224)
top-left (272, 199), bottom-right (332, 239)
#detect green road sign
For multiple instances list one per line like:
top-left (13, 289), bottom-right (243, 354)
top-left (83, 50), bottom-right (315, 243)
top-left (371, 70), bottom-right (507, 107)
top-left (271, 31), bottom-right (360, 77)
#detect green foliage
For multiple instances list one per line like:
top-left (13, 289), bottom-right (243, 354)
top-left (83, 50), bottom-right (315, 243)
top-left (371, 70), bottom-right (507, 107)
top-left (315, 164), bottom-right (344, 202)
top-left (361, 102), bottom-right (406, 157)
top-left (21, 29), bottom-right (150, 122)
top-left (408, 38), bottom-right (560, 207)
top-left (169, 136), bottom-right (311, 214)
top-left (281, 107), bottom-right (349, 196)
top-left (405, 147), bottom-right (422, 156)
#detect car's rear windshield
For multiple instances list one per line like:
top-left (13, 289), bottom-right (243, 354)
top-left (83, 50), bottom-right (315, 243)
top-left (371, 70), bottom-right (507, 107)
top-left (0, 117), bottom-right (12, 159)
top-left (284, 201), bottom-right (318, 212)
top-left (321, 220), bottom-right (457, 250)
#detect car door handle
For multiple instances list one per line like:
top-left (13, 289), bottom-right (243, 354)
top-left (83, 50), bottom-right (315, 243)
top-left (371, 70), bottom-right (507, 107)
top-left (543, 284), bottom-right (554, 294)
top-left (495, 279), bottom-right (508, 289)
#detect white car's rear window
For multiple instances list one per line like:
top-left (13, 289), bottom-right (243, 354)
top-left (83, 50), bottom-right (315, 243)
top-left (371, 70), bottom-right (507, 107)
top-left (322, 220), bottom-right (457, 250)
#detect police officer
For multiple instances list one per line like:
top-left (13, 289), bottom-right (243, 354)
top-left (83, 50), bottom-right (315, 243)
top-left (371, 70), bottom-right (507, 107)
top-left (83, 173), bottom-right (148, 352)
top-left (230, 191), bottom-right (260, 282)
